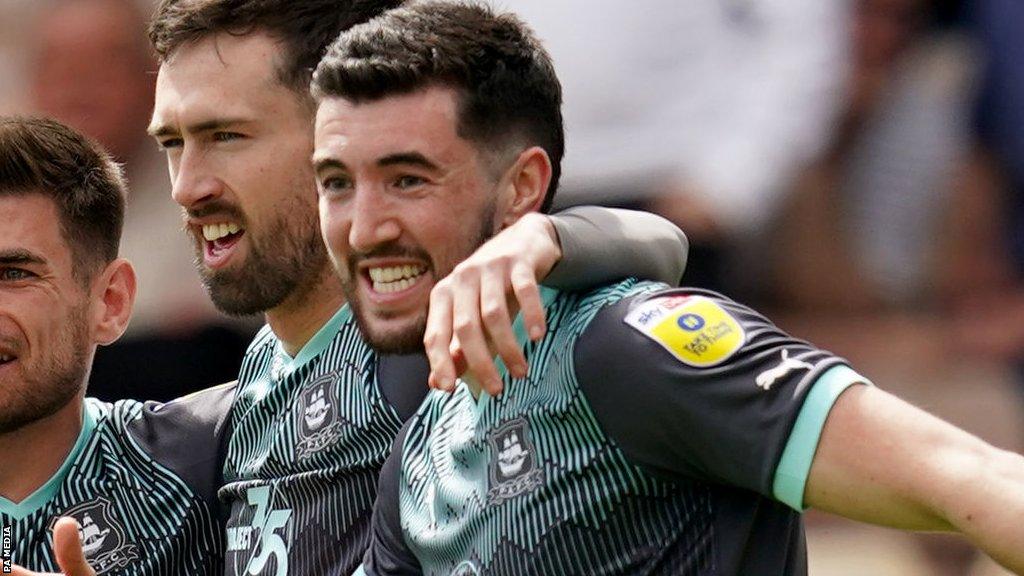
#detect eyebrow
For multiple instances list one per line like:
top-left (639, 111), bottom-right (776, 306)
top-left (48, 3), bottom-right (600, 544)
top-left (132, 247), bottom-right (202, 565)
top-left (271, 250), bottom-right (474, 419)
top-left (313, 152), bottom-right (441, 178)
top-left (0, 249), bottom-right (47, 267)
top-left (313, 157), bottom-right (347, 177)
top-left (377, 152), bottom-right (439, 172)
top-left (147, 117), bottom-right (252, 138)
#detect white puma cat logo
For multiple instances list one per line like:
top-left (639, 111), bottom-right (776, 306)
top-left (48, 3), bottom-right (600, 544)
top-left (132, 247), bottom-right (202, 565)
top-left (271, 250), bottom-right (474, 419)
top-left (755, 350), bottom-right (814, 391)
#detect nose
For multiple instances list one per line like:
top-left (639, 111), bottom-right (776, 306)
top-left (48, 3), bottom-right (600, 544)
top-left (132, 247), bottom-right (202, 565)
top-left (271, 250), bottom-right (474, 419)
top-left (170, 147), bottom-right (222, 210)
top-left (347, 186), bottom-right (401, 254)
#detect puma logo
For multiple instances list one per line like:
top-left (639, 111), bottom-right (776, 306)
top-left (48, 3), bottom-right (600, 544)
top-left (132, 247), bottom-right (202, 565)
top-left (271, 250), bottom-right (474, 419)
top-left (755, 350), bottom-right (814, 391)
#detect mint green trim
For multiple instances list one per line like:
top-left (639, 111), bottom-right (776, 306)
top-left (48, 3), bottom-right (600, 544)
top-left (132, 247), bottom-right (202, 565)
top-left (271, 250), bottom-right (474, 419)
top-left (773, 365), bottom-right (871, 511)
top-left (352, 564), bottom-right (368, 576)
top-left (276, 305), bottom-right (352, 377)
top-left (0, 401), bottom-right (98, 520)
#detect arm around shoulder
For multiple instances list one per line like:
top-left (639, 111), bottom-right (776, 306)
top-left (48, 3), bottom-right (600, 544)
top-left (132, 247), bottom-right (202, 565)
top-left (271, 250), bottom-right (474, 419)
top-left (545, 206), bottom-right (688, 288)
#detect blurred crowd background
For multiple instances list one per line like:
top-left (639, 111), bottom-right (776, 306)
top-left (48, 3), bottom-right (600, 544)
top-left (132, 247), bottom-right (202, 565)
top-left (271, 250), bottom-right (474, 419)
top-left (1, 0), bottom-right (1022, 573)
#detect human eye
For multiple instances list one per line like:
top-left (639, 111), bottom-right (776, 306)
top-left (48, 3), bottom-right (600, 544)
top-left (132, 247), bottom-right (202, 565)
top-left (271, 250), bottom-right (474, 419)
top-left (394, 174), bottom-right (427, 190)
top-left (0, 267), bottom-right (35, 282)
top-left (318, 174), bottom-right (353, 197)
top-left (213, 131), bottom-right (244, 143)
top-left (155, 137), bottom-right (183, 151)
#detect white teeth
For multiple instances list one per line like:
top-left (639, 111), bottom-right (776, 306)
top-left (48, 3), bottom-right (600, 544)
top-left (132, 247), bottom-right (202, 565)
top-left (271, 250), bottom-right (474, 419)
top-left (201, 223), bottom-right (244, 241)
top-left (368, 264), bottom-right (426, 293)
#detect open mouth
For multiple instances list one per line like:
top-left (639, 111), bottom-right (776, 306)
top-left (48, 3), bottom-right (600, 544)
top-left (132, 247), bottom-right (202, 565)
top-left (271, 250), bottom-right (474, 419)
top-left (201, 222), bottom-right (245, 266)
top-left (365, 264), bottom-right (428, 295)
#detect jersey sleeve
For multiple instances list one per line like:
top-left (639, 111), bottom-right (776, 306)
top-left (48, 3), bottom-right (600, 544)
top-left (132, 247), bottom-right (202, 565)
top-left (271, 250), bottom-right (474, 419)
top-left (126, 381), bottom-right (236, 506)
top-left (361, 420), bottom-right (422, 576)
top-left (544, 206), bottom-right (688, 288)
top-left (572, 289), bottom-right (868, 511)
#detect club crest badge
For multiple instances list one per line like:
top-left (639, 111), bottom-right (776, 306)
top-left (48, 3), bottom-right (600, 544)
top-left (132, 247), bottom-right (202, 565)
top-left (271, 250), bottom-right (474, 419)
top-left (54, 498), bottom-right (138, 574)
top-left (295, 372), bottom-right (345, 459)
top-left (486, 418), bottom-right (543, 505)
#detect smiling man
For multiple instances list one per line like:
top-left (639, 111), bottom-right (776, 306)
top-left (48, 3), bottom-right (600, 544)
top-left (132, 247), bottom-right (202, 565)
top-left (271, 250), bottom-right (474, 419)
top-left (0, 117), bottom-right (230, 575)
top-left (142, 1), bottom-right (688, 574)
top-left (311, 4), bottom-right (1024, 575)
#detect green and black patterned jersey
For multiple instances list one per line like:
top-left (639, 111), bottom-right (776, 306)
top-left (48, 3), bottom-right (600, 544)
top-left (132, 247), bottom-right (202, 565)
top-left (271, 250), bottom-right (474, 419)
top-left (363, 281), bottom-right (871, 576)
top-left (1, 385), bottom-right (232, 575)
top-left (221, 306), bottom-right (428, 576)
top-left (219, 208), bottom-right (691, 575)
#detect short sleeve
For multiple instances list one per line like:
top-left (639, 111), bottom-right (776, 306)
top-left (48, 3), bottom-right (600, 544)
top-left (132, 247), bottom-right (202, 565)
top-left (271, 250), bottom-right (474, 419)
top-left (362, 421), bottom-right (422, 576)
top-left (126, 381), bottom-right (236, 505)
top-left (573, 289), bottom-right (868, 509)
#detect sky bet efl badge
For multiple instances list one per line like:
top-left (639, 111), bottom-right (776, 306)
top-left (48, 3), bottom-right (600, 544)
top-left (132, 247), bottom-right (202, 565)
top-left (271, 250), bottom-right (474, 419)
top-left (624, 295), bottom-right (745, 367)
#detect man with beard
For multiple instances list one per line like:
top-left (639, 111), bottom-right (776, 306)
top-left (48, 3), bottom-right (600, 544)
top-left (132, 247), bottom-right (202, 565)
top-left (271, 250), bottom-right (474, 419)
top-left (138, 1), bottom-right (688, 574)
top-left (310, 4), bottom-right (1024, 574)
top-left (1, 117), bottom-right (229, 575)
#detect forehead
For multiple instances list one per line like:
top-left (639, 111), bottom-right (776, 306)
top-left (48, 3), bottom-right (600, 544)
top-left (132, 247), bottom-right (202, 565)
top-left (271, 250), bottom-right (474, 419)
top-left (151, 32), bottom-right (301, 130)
top-left (314, 87), bottom-right (472, 165)
top-left (0, 194), bottom-right (72, 263)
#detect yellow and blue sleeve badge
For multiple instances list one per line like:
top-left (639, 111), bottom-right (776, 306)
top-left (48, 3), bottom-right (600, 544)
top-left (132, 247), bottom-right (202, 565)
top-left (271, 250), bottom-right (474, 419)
top-left (624, 295), bottom-right (746, 368)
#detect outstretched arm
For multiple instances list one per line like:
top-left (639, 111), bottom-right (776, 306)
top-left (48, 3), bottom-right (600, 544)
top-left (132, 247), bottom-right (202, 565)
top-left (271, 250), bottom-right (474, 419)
top-left (425, 206), bottom-right (687, 395)
top-left (806, 385), bottom-right (1024, 572)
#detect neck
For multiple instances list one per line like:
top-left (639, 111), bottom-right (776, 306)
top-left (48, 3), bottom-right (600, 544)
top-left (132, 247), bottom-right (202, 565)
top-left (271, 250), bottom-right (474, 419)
top-left (0, 397), bottom-right (84, 503)
top-left (265, 264), bottom-right (346, 357)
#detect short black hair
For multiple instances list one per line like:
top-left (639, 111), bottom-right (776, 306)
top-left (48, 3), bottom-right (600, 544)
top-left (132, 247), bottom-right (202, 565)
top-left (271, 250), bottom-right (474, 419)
top-left (148, 0), bottom-right (406, 99)
top-left (311, 1), bottom-right (564, 212)
top-left (0, 116), bottom-right (125, 279)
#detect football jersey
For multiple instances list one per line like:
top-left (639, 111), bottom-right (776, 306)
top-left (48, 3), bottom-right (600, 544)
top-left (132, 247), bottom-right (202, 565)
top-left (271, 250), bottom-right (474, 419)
top-left (219, 207), bottom-right (692, 575)
top-left (1, 384), bottom-right (233, 575)
top-left (362, 281), bottom-right (870, 576)
top-left (221, 306), bottom-right (429, 576)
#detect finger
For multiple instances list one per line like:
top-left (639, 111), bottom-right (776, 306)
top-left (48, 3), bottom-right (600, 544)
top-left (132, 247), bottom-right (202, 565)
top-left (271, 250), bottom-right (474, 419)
top-left (449, 337), bottom-right (468, 378)
top-left (479, 266), bottom-right (526, 379)
top-left (510, 261), bottom-right (546, 342)
top-left (52, 517), bottom-right (95, 576)
top-left (451, 274), bottom-right (503, 394)
top-left (424, 281), bottom-right (457, 392)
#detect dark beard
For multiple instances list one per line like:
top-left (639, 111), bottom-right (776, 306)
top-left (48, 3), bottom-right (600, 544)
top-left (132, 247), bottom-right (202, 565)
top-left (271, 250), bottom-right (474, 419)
top-left (343, 200), bottom-right (497, 354)
top-left (198, 201), bottom-right (329, 316)
top-left (342, 244), bottom-right (433, 355)
top-left (0, 304), bottom-right (89, 434)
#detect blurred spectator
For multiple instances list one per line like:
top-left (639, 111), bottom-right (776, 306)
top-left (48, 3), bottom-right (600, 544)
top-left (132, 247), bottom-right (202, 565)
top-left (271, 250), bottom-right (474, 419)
top-left (512, 0), bottom-right (848, 292)
top-left (23, 0), bottom-right (256, 401)
top-left (953, 0), bottom-right (1024, 373)
top-left (758, 1), bottom-right (1023, 574)
top-left (761, 0), bottom-right (979, 312)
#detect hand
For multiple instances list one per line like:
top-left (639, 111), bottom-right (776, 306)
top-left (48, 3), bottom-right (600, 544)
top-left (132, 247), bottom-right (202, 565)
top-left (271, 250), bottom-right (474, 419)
top-left (10, 517), bottom-right (96, 576)
top-left (425, 213), bottom-right (561, 396)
